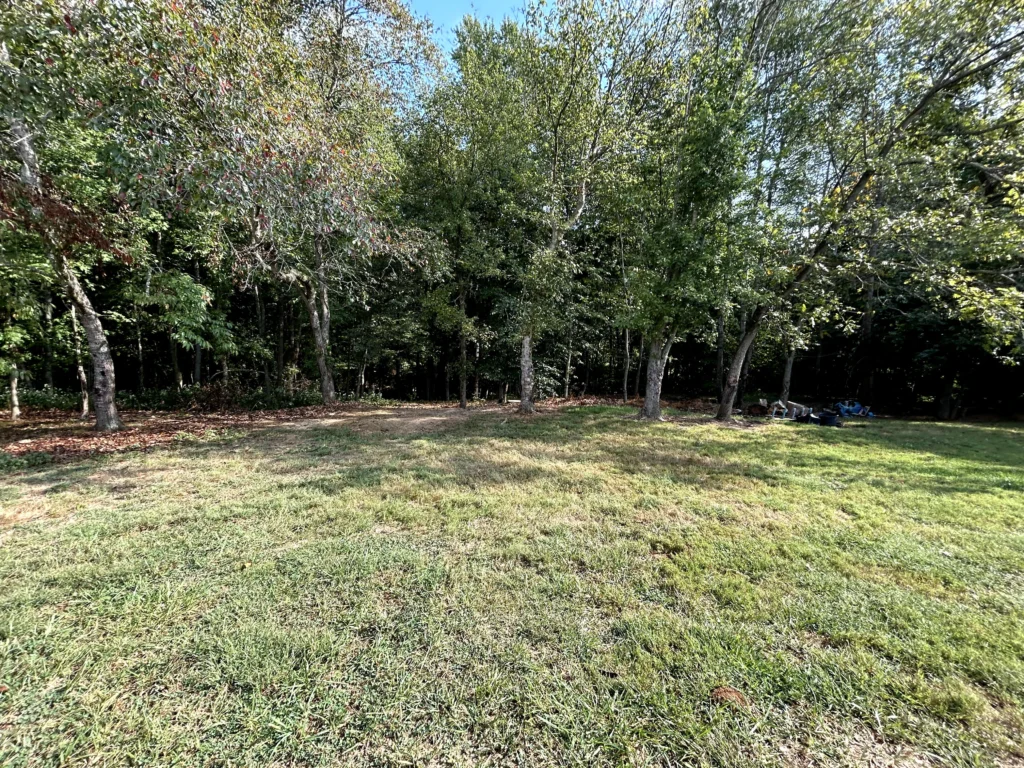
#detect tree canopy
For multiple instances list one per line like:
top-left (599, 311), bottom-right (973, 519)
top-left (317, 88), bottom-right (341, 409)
top-left (2, 0), bottom-right (1023, 427)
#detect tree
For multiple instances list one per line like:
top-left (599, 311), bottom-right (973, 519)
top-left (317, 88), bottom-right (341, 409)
top-left (714, 0), bottom-right (1024, 418)
top-left (402, 17), bottom-right (536, 409)
top-left (502, 0), bottom-right (688, 413)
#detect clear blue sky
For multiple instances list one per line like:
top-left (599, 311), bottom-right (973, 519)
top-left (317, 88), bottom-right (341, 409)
top-left (409, 0), bottom-right (522, 49)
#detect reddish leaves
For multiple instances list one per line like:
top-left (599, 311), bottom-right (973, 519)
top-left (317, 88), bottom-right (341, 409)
top-left (2, 415), bottom-right (215, 461)
top-left (710, 686), bottom-right (750, 708)
top-left (0, 403), bottom-right (361, 463)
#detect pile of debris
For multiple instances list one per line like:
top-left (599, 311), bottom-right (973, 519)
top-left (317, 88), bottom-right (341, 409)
top-left (745, 398), bottom-right (876, 427)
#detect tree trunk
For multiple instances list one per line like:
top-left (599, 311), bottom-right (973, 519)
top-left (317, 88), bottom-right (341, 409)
top-left (735, 335), bottom-right (756, 411)
top-left (170, 335), bottom-right (183, 389)
top-left (43, 296), bottom-right (54, 390)
top-left (715, 308), bottom-right (726, 399)
top-left (937, 375), bottom-right (957, 420)
top-left (136, 267), bottom-right (150, 393)
top-left (193, 342), bottom-right (203, 386)
top-left (459, 310), bottom-right (468, 409)
top-left (622, 329), bottom-right (631, 403)
top-left (56, 253), bottom-right (122, 431)
top-left (633, 334), bottom-right (644, 398)
top-left (518, 334), bottom-right (535, 414)
top-left (583, 348), bottom-right (590, 395)
top-left (640, 334), bottom-right (673, 420)
top-left (290, 251), bottom-right (335, 404)
top-left (299, 288), bottom-right (335, 403)
top-left (9, 363), bottom-right (20, 422)
top-left (72, 306), bottom-right (90, 418)
top-left (287, 308), bottom-right (300, 394)
top-left (716, 311), bottom-right (763, 420)
top-left (732, 312), bottom-right (749, 409)
top-left (9, 116), bottom-right (118, 430)
top-left (563, 340), bottom-right (573, 398)
top-left (256, 285), bottom-right (270, 388)
top-left (136, 321), bottom-right (145, 393)
top-left (275, 307), bottom-right (285, 385)
top-left (474, 340), bottom-right (480, 400)
top-left (498, 381), bottom-right (507, 404)
top-left (859, 275), bottom-right (876, 403)
top-left (193, 262), bottom-right (203, 385)
top-left (780, 347), bottom-right (796, 405)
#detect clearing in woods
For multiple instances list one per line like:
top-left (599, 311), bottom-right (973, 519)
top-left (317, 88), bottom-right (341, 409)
top-left (1, 405), bottom-right (1023, 767)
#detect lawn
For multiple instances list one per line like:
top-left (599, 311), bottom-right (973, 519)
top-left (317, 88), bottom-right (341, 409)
top-left (1, 406), bottom-right (1023, 767)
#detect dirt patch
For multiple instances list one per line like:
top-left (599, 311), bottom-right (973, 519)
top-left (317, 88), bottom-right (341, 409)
top-left (302, 406), bottom-right (492, 437)
top-left (0, 398), bottom-right (721, 465)
top-left (0, 403), bottom-right (518, 464)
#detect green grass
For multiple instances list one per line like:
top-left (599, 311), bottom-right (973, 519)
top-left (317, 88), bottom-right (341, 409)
top-left (1, 407), bottom-right (1023, 767)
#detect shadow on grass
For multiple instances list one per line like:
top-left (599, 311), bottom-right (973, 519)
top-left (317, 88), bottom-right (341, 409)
top-left (5, 406), bottom-right (1024, 520)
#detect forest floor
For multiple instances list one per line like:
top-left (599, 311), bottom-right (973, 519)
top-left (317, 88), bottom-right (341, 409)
top-left (1, 404), bottom-right (1022, 767)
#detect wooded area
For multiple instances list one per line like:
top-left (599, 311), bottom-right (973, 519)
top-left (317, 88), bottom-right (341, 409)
top-left (3, 0), bottom-right (1023, 430)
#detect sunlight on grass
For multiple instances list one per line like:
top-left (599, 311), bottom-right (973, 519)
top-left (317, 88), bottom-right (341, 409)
top-left (1, 408), bottom-right (1022, 766)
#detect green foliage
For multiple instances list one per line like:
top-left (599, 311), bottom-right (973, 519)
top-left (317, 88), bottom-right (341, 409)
top-left (1, 0), bottom-right (1022, 417)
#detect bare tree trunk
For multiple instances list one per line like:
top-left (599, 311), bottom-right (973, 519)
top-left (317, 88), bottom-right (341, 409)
top-left (715, 308), bottom-right (726, 399)
top-left (193, 342), bottom-right (202, 385)
top-left (640, 333), bottom-right (672, 420)
top-left (859, 275), bottom-right (876, 403)
top-left (170, 335), bottom-right (183, 389)
top-left (937, 376), bottom-right (956, 420)
top-left (136, 267), bottom-right (150, 393)
top-left (56, 253), bottom-right (122, 431)
top-left (716, 312), bottom-right (762, 420)
top-left (498, 381), bottom-right (507, 404)
top-left (43, 296), bottom-right (54, 390)
top-left (256, 285), bottom-right (270, 388)
top-left (298, 287), bottom-right (335, 403)
top-left (193, 262), bottom-right (202, 386)
top-left (459, 296), bottom-right (468, 409)
top-left (622, 329), bottom-right (630, 403)
top-left (563, 339), bottom-right (573, 398)
top-left (780, 347), bottom-right (796, 405)
top-left (735, 335), bottom-right (756, 411)
top-left (72, 306), bottom-right (90, 419)
top-left (519, 334), bottom-right (535, 414)
top-left (288, 316), bottom-right (300, 393)
top-left (136, 322), bottom-right (145, 392)
top-left (9, 362), bottom-right (20, 422)
top-left (275, 307), bottom-right (285, 385)
top-left (287, 248), bottom-right (335, 404)
top-left (474, 340), bottom-right (480, 400)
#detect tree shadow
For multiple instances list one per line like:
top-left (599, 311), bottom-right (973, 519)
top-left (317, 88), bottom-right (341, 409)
top-left (3, 406), bottom-right (1021, 530)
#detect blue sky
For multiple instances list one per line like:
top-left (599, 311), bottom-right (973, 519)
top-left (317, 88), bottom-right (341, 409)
top-left (408, 0), bottom-right (522, 49)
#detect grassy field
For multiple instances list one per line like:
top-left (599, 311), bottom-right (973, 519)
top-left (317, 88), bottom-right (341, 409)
top-left (1, 406), bottom-right (1023, 767)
